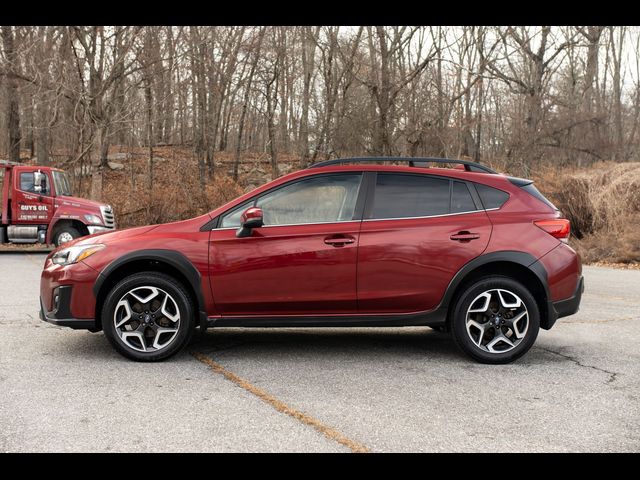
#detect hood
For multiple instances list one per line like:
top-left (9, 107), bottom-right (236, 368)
top-left (58, 224), bottom-right (159, 251)
top-left (56, 195), bottom-right (108, 213)
top-left (50, 211), bottom-right (212, 254)
top-left (81, 224), bottom-right (159, 244)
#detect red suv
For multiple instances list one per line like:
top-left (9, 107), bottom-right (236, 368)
top-left (40, 158), bottom-right (583, 364)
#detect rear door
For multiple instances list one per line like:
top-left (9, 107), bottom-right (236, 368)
top-left (12, 168), bottom-right (55, 224)
top-left (357, 173), bottom-right (492, 313)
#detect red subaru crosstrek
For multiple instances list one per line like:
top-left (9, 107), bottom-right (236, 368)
top-left (40, 158), bottom-right (583, 363)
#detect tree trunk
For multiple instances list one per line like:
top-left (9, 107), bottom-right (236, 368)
top-left (90, 123), bottom-right (109, 200)
top-left (24, 99), bottom-right (34, 159)
top-left (35, 101), bottom-right (49, 165)
top-left (299, 27), bottom-right (317, 167)
top-left (584, 26), bottom-right (603, 113)
top-left (189, 27), bottom-right (206, 188)
top-left (374, 26), bottom-right (391, 156)
top-left (233, 28), bottom-right (264, 181)
top-left (1, 26), bottom-right (22, 162)
top-left (145, 77), bottom-right (154, 192)
top-left (474, 77), bottom-right (484, 162)
top-left (435, 27), bottom-right (446, 157)
top-left (266, 72), bottom-right (279, 179)
top-left (610, 27), bottom-right (625, 160)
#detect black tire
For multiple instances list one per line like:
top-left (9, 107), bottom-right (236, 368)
top-left (53, 226), bottom-right (81, 247)
top-left (450, 276), bottom-right (540, 364)
top-left (102, 272), bottom-right (195, 362)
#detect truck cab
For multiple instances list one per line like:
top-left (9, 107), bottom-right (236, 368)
top-left (1, 160), bottom-right (115, 246)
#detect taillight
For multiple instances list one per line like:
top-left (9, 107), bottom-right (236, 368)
top-left (534, 219), bottom-right (571, 243)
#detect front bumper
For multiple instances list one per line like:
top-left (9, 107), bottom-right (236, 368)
top-left (88, 225), bottom-right (115, 235)
top-left (39, 285), bottom-right (97, 330)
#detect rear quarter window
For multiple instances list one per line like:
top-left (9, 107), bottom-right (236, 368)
top-left (475, 183), bottom-right (509, 209)
top-left (520, 183), bottom-right (558, 210)
top-left (451, 181), bottom-right (476, 213)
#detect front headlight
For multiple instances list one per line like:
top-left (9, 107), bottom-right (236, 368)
top-left (52, 244), bottom-right (105, 266)
top-left (84, 214), bottom-right (103, 225)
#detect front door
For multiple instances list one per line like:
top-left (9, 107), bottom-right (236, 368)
top-left (209, 173), bottom-right (364, 316)
top-left (12, 169), bottom-right (55, 224)
top-left (357, 173), bottom-right (492, 313)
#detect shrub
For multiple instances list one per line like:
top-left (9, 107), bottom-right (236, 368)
top-left (535, 162), bottom-right (640, 263)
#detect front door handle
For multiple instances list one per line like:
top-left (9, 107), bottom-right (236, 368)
top-left (324, 235), bottom-right (356, 247)
top-left (450, 231), bottom-right (480, 242)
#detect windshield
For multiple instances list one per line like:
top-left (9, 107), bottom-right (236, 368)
top-left (52, 170), bottom-right (72, 196)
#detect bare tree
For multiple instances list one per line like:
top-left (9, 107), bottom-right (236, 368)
top-left (298, 26), bottom-right (320, 167)
top-left (69, 26), bottom-right (142, 199)
top-left (480, 26), bottom-right (575, 171)
top-left (362, 26), bottom-right (436, 155)
top-left (2, 25), bottom-right (640, 194)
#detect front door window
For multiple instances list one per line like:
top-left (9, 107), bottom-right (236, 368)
top-left (256, 174), bottom-right (362, 226)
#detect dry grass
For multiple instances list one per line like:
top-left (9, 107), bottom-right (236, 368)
top-left (534, 162), bottom-right (640, 264)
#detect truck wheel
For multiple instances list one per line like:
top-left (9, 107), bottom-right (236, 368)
top-left (53, 226), bottom-right (81, 246)
top-left (450, 276), bottom-right (540, 364)
top-left (101, 272), bottom-right (195, 362)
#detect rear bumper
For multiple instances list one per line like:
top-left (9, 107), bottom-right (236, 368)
top-left (545, 275), bottom-right (584, 329)
top-left (39, 285), bottom-right (97, 331)
top-left (552, 275), bottom-right (584, 319)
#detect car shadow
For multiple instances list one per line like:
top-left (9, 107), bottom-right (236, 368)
top-left (51, 325), bottom-right (561, 367)
top-left (190, 327), bottom-right (465, 363)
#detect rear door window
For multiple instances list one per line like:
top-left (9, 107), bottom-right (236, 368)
top-left (370, 174), bottom-right (450, 219)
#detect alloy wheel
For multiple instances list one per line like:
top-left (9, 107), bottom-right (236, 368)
top-left (113, 286), bottom-right (181, 353)
top-left (465, 288), bottom-right (529, 354)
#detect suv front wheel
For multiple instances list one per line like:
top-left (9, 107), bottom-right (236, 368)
top-left (451, 276), bottom-right (540, 364)
top-left (102, 272), bottom-right (195, 361)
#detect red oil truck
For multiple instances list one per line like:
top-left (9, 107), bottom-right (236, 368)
top-left (1, 160), bottom-right (115, 246)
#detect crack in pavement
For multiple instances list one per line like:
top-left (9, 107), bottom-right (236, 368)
top-left (191, 351), bottom-right (370, 453)
top-left (536, 346), bottom-right (619, 384)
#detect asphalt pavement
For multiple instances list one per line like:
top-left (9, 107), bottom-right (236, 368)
top-left (1, 253), bottom-right (638, 452)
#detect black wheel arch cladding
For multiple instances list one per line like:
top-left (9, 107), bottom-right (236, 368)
top-left (437, 250), bottom-right (552, 327)
top-left (93, 249), bottom-right (207, 327)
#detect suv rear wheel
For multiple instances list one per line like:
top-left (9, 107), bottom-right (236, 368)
top-left (451, 276), bottom-right (540, 364)
top-left (102, 272), bottom-right (195, 361)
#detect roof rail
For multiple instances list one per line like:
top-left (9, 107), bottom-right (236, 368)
top-left (310, 156), bottom-right (497, 174)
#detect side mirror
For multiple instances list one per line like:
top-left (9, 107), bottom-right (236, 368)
top-left (33, 170), bottom-right (43, 193)
top-left (236, 207), bottom-right (264, 238)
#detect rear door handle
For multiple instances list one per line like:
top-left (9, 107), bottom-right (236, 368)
top-left (450, 231), bottom-right (480, 242)
top-left (324, 235), bottom-right (356, 247)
